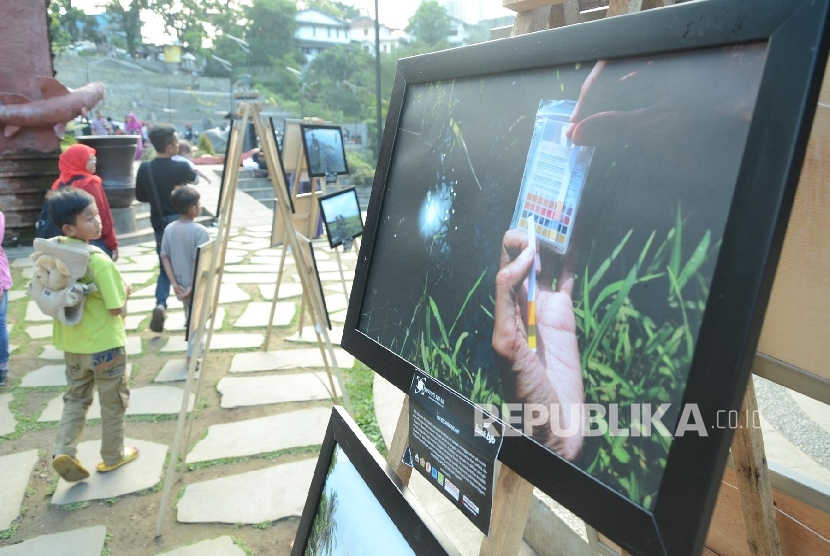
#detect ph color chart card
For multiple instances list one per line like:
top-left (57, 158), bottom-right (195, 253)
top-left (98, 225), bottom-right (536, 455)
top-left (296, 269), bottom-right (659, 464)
top-left (511, 100), bottom-right (595, 254)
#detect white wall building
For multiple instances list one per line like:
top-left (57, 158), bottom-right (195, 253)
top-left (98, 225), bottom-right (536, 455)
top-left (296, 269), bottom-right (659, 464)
top-left (350, 17), bottom-right (409, 55)
top-left (295, 9), bottom-right (350, 63)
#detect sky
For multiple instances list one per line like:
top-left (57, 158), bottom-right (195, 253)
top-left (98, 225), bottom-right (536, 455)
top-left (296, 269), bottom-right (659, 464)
top-left (72, 1), bottom-right (512, 43)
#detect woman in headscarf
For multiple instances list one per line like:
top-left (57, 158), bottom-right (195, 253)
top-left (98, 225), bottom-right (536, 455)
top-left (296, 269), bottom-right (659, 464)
top-left (125, 113), bottom-right (143, 160)
top-left (51, 144), bottom-right (119, 260)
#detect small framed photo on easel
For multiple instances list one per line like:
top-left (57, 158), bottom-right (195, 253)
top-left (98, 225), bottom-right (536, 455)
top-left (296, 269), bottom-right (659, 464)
top-left (319, 187), bottom-right (364, 249)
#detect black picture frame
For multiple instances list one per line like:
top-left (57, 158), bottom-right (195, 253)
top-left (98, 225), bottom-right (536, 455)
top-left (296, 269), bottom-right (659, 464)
top-left (298, 236), bottom-right (332, 331)
top-left (340, 1), bottom-right (830, 555)
top-left (319, 187), bottom-right (365, 249)
top-left (269, 116), bottom-right (295, 214)
top-left (292, 406), bottom-right (458, 556)
top-left (299, 123), bottom-right (350, 178)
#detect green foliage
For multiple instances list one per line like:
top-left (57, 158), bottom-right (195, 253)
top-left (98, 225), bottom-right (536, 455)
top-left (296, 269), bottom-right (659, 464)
top-left (302, 0), bottom-right (361, 20)
top-left (104, 0), bottom-right (149, 56)
top-left (345, 149), bottom-right (375, 183)
top-left (244, 0), bottom-right (304, 71)
top-left (344, 363), bottom-right (386, 455)
top-left (196, 133), bottom-right (216, 156)
top-left (306, 489), bottom-right (338, 555)
top-left (147, 0), bottom-right (225, 52)
top-left (574, 209), bottom-right (719, 509)
top-left (59, 501), bottom-right (92, 511)
top-left (0, 521), bottom-right (20, 540)
top-left (408, 0), bottom-right (452, 47)
top-left (306, 45), bottom-right (375, 122)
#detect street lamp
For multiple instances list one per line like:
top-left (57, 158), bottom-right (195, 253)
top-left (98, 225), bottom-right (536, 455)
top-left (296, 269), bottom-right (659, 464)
top-left (286, 66), bottom-right (305, 118)
top-left (225, 33), bottom-right (251, 84)
top-left (211, 54), bottom-right (233, 115)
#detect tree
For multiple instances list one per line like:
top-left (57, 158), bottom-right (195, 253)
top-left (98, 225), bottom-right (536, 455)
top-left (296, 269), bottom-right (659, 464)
top-left (302, 0), bottom-right (361, 20)
top-left (244, 0), bottom-right (303, 71)
top-left (49, 1), bottom-right (102, 48)
top-left (306, 45), bottom-right (374, 120)
top-left (407, 0), bottom-right (451, 47)
top-left (147, 0), bottom-right (229, 52)
top-left (105, 0), bottom-right (149, 56)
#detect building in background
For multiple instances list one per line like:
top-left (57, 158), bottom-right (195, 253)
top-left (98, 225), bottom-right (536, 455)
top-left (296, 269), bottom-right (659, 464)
top-left (295, 9), bottom-right (350, 64)
top-left (349, 17), bottom-right (409, 55)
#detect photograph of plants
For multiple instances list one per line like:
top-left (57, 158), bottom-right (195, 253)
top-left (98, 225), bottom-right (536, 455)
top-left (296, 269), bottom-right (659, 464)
top-left (304, 445), bottom-right (415, 556)
top-left (356, 43), bottom-right (768, 508)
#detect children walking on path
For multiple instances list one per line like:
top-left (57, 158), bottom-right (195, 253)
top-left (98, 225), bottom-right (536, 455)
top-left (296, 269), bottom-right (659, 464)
top-left (46, 188), bottom-right (138, 482)
top-left (160, 186), bottom-right (209, 368)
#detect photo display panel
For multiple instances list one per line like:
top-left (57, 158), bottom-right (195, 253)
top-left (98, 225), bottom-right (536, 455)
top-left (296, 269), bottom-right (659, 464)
top-left (319, 187), bottom-right (364, 248)
top-left (300, 124), bottom-right (349, 178)
top-left (341, 1), bottom-right (830, 552)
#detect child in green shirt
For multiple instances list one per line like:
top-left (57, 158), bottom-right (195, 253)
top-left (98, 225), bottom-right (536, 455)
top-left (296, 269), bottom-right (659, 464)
top-left (47, 188), bottom-right (139, 482)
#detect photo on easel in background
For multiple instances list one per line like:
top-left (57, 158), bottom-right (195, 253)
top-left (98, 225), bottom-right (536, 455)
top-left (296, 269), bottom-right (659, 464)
top-left (297, 236), bottom-right (332, 331)
top-left (319, 187), bottom-right (364, 249)
top-left (269, 116), bottom-right (294, 214)
top-left (185, 238), bottom-right (217, 341)
top-left (341, 1), bottom-right (830, 554)
top-left (292, 406), bottom-right (458, 556)
top-left (300, 124), bottom-right (349, 178)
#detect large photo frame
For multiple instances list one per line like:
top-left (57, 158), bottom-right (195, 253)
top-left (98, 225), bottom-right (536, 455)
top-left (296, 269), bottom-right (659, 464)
top-left (341, 1), bottom-right (830, 554)
top-left (300, 124), bottom-right (349, 178)
top-left (319, 187), bottom-right (364, 249)
top-left (292, 406), bottom-right (458, 556)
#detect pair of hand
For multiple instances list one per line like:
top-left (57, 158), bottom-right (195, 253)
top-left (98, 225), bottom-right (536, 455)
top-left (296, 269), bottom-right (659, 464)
top-left (173, 284), bottom-right (192, 301)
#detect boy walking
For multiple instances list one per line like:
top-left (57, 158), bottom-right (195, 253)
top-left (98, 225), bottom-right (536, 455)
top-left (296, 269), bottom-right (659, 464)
top-left (135, 123), bottom-right (196, 333)
top-left (160, 186), bottom-right (209, 368)
top-left (47, 189), bottom-right (138, 482)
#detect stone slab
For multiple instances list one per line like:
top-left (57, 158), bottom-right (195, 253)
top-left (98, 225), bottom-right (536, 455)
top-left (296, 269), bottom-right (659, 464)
top-left (223, 264), bottom-right (282, 274)
top-left (128, 296), bottom-right (183, 314)
top-left (160, 333), bottom-right (264, 353)
top-left (187, 407), bottom-right (330, 463)
top-left (245, 224), bottom-right (272, 233)
top-left (129, 253), bottom-right (161, 265)
top-left (217, 284), bottom-right (251, 304)
top-left (154, 359), bottom-right (201, 383)
top-left (0, 393), bottom-right (15, 437)
top-left (22, 364), bottom-right (133, 387)
top-left (285, 326), bottom-right (343, 346)
top-left (177, 457), bottom-right (317, 524)
top-left (319, 270), bottom-right (354, 282)
top-left (40, 336), bottom-right (142, 360)
top-left (51, 438), bottom-right (167, 505)
top-left (789, 389), bottom-right (830, 436)
top-left (230, 348), bottom-right (354, 373)
top-left (20, 267), bottom-right (33, 279)
top-left (324, 283), bottom-right (352, 295)
top-left (7, 290), bottom-right (27, 302)
top-left (0, 525), bottom-right (107, 556)
top-left (233, 302), bottom-right (295, 328)
top-left (221, 273), bottom-right (279, 284)
top-left (329, 310), bottom-right (348, 324)
top-left (243, 231), bottom-right (273, 239)
top-left (156, 536), bottom-right (245, 556)
top-left (218, 373), bottom-right (341, 408)
top-left (0, 450), bottom-right (39, 530)
top-left (120, 272), bottom-right (155, 284)
top-left (130, 284), bottom-right (169, 298)
top-left (26, 323), bottom-right (53, 339)
top-left (224, 255), bottom-right (245, 264)
top-left (258, 282), bottom-right (304, 300)
top-left (10, 257), bottom-right (31, 268)
top-left (252, 247), bottom-right (287, 257)
top-left (323, 295), bottom-right (349, 314)
top-left (249, 256), bottom-right (294, 266)
top-left (224, 248), bottom-right (250, 258)
top-left (25, 300), bottom-right (52, 322)
top-left (39, 385), bottom-right (194, 422)
top-left (166, 308), bottom-right (225, 331)
top-left (124, 314), bottom-right (147, 331)
top-left (231, 234), bottom-right (269, 243)
top-left (115, 262), bottom-right (157, 273)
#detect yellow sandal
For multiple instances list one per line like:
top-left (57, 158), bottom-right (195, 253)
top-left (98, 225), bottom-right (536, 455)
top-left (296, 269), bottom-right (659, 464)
top-left (53, 454), bottom-right (90, 482)
top-left (96, 446), bottom-right (139, 473)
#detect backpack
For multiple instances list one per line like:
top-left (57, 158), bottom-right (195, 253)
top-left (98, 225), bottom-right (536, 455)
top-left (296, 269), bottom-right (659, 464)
top-left (35, 176), bottom-right (82, 240)
top-left (27, 237), bottom-right (103, 325)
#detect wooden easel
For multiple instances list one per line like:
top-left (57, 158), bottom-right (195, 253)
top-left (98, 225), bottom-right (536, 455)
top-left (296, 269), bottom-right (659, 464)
top-left (380, 2), bottom-right (784, 555)
top-left (154, 103), bottom-right (351, 537)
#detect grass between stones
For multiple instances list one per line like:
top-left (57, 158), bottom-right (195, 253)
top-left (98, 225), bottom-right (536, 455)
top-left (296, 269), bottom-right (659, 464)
top-left (343, 361), bottom-right (386, 456)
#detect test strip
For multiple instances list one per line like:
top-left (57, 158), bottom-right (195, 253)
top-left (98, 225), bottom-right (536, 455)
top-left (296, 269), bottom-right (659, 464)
top-left (527, 216), bottom-right (537, 352)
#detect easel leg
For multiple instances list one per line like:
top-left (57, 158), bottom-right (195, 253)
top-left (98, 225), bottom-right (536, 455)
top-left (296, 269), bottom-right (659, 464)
top-left (479, 464), bottom-right (534, 556)
top-left (263, 236), bottom-right (290, 350)
top-left (386, 395), bottom-right (413, 484)
top-left (333, 248), bottom-right (349, 303)
top-left (732, 379), bottom-right (782, 555)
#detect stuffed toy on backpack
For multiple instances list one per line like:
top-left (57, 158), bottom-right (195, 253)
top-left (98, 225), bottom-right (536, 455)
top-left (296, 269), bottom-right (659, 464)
top-left (28, 238), bottom-right (102, 325)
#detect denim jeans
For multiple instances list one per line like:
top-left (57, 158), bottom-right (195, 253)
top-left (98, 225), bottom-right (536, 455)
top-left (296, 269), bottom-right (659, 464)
top-left (154, 230), bottom-right (170, 308)
top-left (0, 290), bottom-right (8, 367)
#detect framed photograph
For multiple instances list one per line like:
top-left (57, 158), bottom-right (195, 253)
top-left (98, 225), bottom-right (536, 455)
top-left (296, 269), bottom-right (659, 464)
top-left (296, 236), bottom-right (332, 331)
top-left (319, 187), bottom-right (364, 249)
top-left (292, 406), bottom-right (458, 556)
top-left (185, 238), bottom-right (217, 342)
top-left (300, 124), bottom-right (349, 178)
top-left (214, 118), bottom-right (235, 219)
top-left (341, 1), bottom-right (830, 554)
